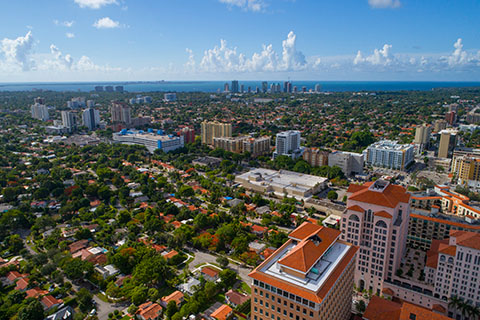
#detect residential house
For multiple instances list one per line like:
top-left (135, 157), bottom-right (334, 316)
top-left (210, 304), bottom-right (233, 320)
top-left (161, 290), bottom-right (184, 307)
top-left (137, 301), bottom-right (163, 320)
top-left (225, 290), bottom-right (249, 307)
top-left (201, 266), bottom-right (220, 282)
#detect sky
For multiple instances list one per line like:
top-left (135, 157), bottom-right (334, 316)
top-left (1, 0), bottom-right (480, 82)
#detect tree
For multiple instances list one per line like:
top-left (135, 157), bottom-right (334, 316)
top-left (165, 300), bottom-right (178, 319)
top-left (327, 190), bottom-right (338, 201)
top-left (131, 286), bottom-right (148, 306)
top-left (219, 269), bottom-right (237, 289)
top-left (216, 256), bottom-right (229, 269)
top-left (77, 287), bottom-right (93, 312)
top-left (354, 300), bottom-right (366, 314)
top-left (18, 300), bottom-right (44, 320)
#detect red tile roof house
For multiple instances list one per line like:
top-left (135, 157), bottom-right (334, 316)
top-left (26, 287), bottom-right (48, 299)
top-left (3, 271), bottom-right (28, 286)
top-left (15, 277), bottom-right (30, 291)
top-left (68, 239), bottom-right (89, 254)
top-left (160, 290), bottom-right (184, 308)
top-left (137, 301), bottom-right (163, 320)
top-left (41, 295), bottom-right (63, 310)
top-left (201, 266), bottom-right (220, 282)
top-left (210, 304), bottom-right (233, 320)
top-left (251, 225), bottom-right (268, 237)
top-left (225, 289), bottom-right (250, 307)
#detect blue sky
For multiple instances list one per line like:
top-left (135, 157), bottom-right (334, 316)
top-left (1, 0), bottom-right (480, 81)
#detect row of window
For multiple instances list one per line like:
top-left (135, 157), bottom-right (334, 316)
top-left (253, 280), bottom-right (316, 309)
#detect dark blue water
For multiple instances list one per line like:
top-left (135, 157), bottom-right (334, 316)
top-left (0, 81), bottom-right (479, 92)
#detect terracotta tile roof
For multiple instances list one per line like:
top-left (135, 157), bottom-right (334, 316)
top-left (260, 247), bottom-right (276, 259)
top-left (161, 290), bottom-right (184, 306)
top-left (26, 287), bottom-right (48, 299)
top-left (225, 289), bottom-right (249, 306)
top-left (374, 210), bottom-right (392, 219)
top-left (348, 182), bottom-right (410, 208)
top-left (426, 239), bottom-right (449, 269)
top-left (410, 214), bottom-right (480, 230)
top-left (347, 205), bottom-right (364, 212)
top-left (288, 221), bottom-right (322, 240)
top-left (399, 301), bottom-right (453, 319)
top-left (382, 288), bottom-right (394, 296)
top-left (137, 301), bottom-right (162, 320)
top-left (41, 295), bottom-right (63, 309)
top-left (69, 239), bottom-right (89, 253)
top-left (211, 304), bottom-right (232, 320)
top-left (6, 271), bottom-right (25, 282)
top-left (363, 295), bottom-right (401, 320)
top-left (162, 250), bottom-right (178, 260)
top-left (252, 225), bottom-right (268, 234)
top-left (432, 304), bottom-right (447, 313)
top-left (278, 227), bottom-right (340, 273)
top-left (439, 245), bottom-right (456, 256)
top-left (201, 266), bottom-right (220, 278)
top-left (15, 277), bottom-right (29, 290)
top-left (450, 230), bottom-right (480, 250)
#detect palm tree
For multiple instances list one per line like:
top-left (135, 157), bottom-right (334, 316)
top-left (449, 296), bottom-right (462, 317)
top-left (467, 305), bottom-right (480, 320)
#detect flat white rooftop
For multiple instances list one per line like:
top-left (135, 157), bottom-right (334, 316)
top-left (237, 168), bottom-right (327, 189)
top-left (261, 240), bottom-right (350, 293)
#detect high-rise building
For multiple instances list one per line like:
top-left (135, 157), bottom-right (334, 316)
top-left (437, 129), bottom-right (457, 158)
top-left (86, 100), bottom-right (95, 108)
top-left (115, 86), bottom-right (124, 92)
top-left (61, 111), bottom-right (77, 132)
top-left (240, 84), bottom-right (244, 93)
top-left (273, 130), bottom-right (302, 159)
top-left (105, 86), bottom-right (114, 92)
top-left (213, 136), bottom-right (247, 153)
top-left (434, 119), bottom-right (448, 132)
top-left (365, 140), bottom-right (414, 170)
top-left (164, 93), bottom-right (177, 102)
top-left (302, 86), bottom-right (307, 93)
top-left (200, 121), bottom-right (232, 145)
top-left (314, 84), bottom-right (321, 93)
top-left (445, 111), bottom-right (457, 126)
top-left (293, 86), bottom-right (298, 93)
top-left (110, 102), bottom-right (131, 125)
top-left (34, 97), bottom-right (45, 104)
top-left (303, 148), bottom-right (329, 167)
top-left (414, 124), bottom-right (432, 146)
top-left (31, 103), bottom-right (49, 121)
top-left (328, 151), bottom-right (364, 176)
top-left (341, 180), bottom-right (411, 295)
top-left (261, 81), bottom-right (268, 93)
top-left (424, 230), bottom-right (480, 319)
top-left (452, 156), bottom-right (480, 189)
top-left (94, 86), bottom-right (104, 92)
top-left (224, 83), bottom-right (230, 93)
top-left (249, 221), bottom-right (358, 320)
top-left (82, 108), bottom-right (100, 131)
top-left (177, 127), bottom-right (195, 144)
top-left (242, 136), bottom-right (271, 157)
top-left (231, 80), bottom-right (239, 93)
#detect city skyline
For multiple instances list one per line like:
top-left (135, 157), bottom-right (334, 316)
top-left (1, 0), bottom-right (480, 82)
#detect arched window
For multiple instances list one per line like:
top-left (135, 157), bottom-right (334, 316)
top-left (349, 214), bottom-right (359, 222)
top-left (440, 255), bottom-right (446, 262)
top-left (375, 220), bottom-right (387, 228)
top-left (448, 257), bottom-right (454, 264)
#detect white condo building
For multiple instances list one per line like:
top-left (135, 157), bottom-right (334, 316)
top-left (31, 103), bottom-right (49, 121)
top-left (365, 140), bottom-right (414, 170)
top-left (61, 111), bottom-right (77, 132)
top-left (273, 130), bottom-right (302, 159)
top-left (82, 108), bottom-right (100, 131)
top-left (113, 130), bottom-right (184, 153)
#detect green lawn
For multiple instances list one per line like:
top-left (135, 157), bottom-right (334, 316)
top-left (240, 282), bottom-right (251, 294)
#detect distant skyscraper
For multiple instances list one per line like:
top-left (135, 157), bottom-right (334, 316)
top-left (224, 83), bottom-right (230, 92)
top-left (270, 83), bottom-right (276, 93)
top-left (302, 86), bottom-right (307, 93)
top-left (445, 111), bottom-right (457, 125)
top-left (115, 86), bottom-right (124, 92)
top-left (61, 111), bottom-right (77, 132)
top-left (293, 86), bottom-right (298, 93)
top-left (275, 83), bottom-right (281, 93)
top-left (231, 80), bottom-right (239, 93)
top-left (286, 81), bottom-right (292, 93)
top-left (414, 124), bottom-right (432, 146)
top-left (94, 86), bottom-right (104, 92)
top-left (87, 100), bottom-right (95, 108)
top-left (261, 81), bottom-right (268, 93)
top-left (247, 86), bottom-right (251, 93)
top-left (105, 86), bottom-right (114, 92)
top-left (315, 83), bottom-right (321, 92)
top-left (110, 102), bottom-right (131, 125)
top-left (82, 108), bottom-right (100, 131)
top-left (31, 103), bottom-right (49, 121)
top-left (434, 119), bottom-right (448, 132)
top-left (438, 129), bottom-right (457, 158)
top-left (255, 87), bottom-right (260, 94)
top-left (240, 84), bottom-right (244, 93)
top-left (34, 97), bottom-right (45, 104)
top-left (164, 93), bottom-right (177, 102)
top-left (283, 81), bottom-right (289, 93)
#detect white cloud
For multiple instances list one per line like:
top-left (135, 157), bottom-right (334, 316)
top-left (66, 32), bottom-right (75, 38)
top-left (93, 17), bottom-right (120, 29)
top-left (45, 44), bottom-right (74, 70)
top-left (74, 0), bottom-right (117, 9)
top-left (1, 31), bottom-right (35, 71)
top-left (368, 0), bottom-right (401, 9)
top-left (54, 20), bottom-right (75, 27)
top-left (447, 38), bottom-right (468, 66)
top-left (184, 48), bottom-right (196, 71)
top-left (354, 44), bottom-right (394, 66)
top-left (193, 31), bottom-right (307, 73)
top-left (219, 0), bottom-right (267, 12)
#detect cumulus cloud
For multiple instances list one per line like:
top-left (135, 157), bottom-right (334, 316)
top-left (93, 17), bottom-right (120, 29)
top-left (354, 44), bottom-right (394, 66)
top-left (368, 0), bottom-right (401, 9)
top-left (1, 31), bottom-right (35, 71)
top-left (446, 38), bottom-right (468, 66)
top-left (184, 48), bottom-right (196, 71)
top-left (192, 31), bottom-right (307, 73)
top-left (54, 20), bottom-right (74, 27)
top-left (74, 0), bottom-right (117, 9)
top-left (219, 0), bottom-right (267, 12)
top-left (66, 32), bottom-right (75, 38)
top-left (45, 44), bottom-right (74, 70)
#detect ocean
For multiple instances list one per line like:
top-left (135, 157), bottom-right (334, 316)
top-left (0, 81), bottom-right (479, 93)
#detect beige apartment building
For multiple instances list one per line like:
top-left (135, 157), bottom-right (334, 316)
top-left (249, 222), bottom-right (357, 320)
top-left (212, 135), bottom-right (271, 157)
top-left (437, 129), bottom-right (457, 158)
top-left (200, 121), bottom-right (232, 145)
top-left (302, 148), bottom-right (329, 167)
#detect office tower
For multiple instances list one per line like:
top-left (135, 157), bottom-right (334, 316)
top-left (87, 100), bottom-right (95, 108)
top-left (445, 111), bottom-right (457, 125)
top-left (248, 86), bottom-right (252, 93)
top-left (341, 180), bottom-right (411, 295)
top-left (249, 221), bottom-right (358, 320)
top-left (414, 124), bottom-right (432, 146)
top-left (314, 84), bottom-right (321, 93)
top-left (424, 231), bottom-right (480, 319)
top-left (262, 81), bottom-right (268, 93)
top-left (61, 111), bottom-right (77, 132)
top-left (224, 83), bottom-right (230, 92)
top-left (105, 86), bottom-right (114, 92)
top-left (283, 81), bottom-right (289, 93)
top-left (231, 80), bottom-right (239, 93)
top-left (275, 83), bottom-right (281, 93)
top-left (303, 148), bottom-right (329, 167)
top-left (82, 108), bottom-right (100, 131)
top-left (286, 82), bottom-right (292, 93)
top-left (293, 86), bottom-right (298, 93)
top-left (240, 84), bottom-right (244, 93)
top-left (270, 83), bottom-right (276, 93)
top-left (365, 140), bottom-right (414, 170)
top-left (115, 86), bottom-right (124, 92)
top-left (94, 86), bottom-right (104, 92)
top-left (255, 87), bottom-right (260, 94)
top-left (110, 102), bottom-right (131, 125)
top-left (31, 103), bottom-right (49, 121)
top-left (200, 121), bottom-right (232, 145)
top-left (328, 151), bottom-right (364, 176)
top-left (437, 129), bottom-right (457, 158)
top-left (302, 86), bottom-right (307, 93)
top-left (164, 93), bottom-right (177, 102)
top-left (434, 119), bottom-right (448, 132)
top-left (34, 97), bottom-right (45, 104)
top-left (273, 130), bottom-right (302, 159)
